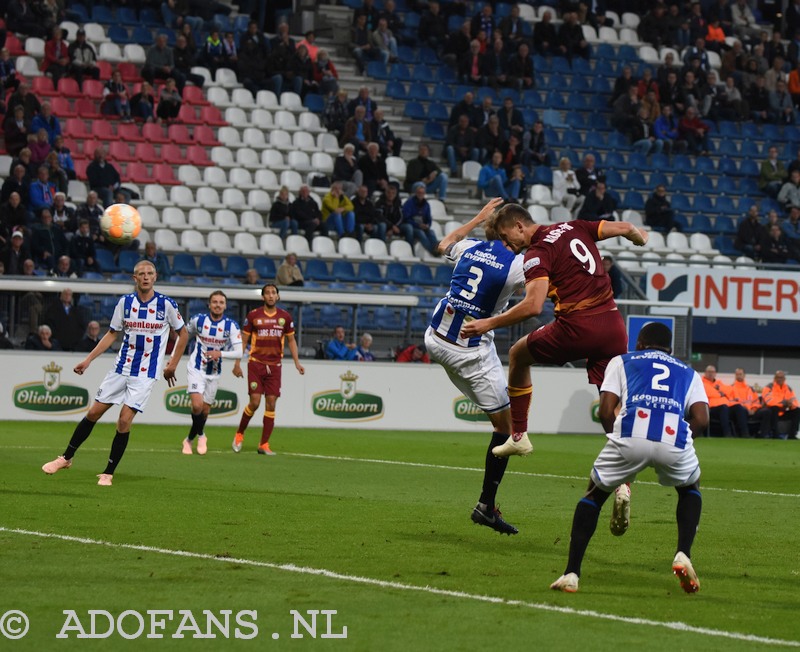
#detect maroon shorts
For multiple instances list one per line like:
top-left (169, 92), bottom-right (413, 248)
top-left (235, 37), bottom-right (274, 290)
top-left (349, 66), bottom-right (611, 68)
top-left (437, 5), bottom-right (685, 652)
top-left (247, 360), bottom-right (282, 397)
top-left (525, 309), bottom-right (627, 387)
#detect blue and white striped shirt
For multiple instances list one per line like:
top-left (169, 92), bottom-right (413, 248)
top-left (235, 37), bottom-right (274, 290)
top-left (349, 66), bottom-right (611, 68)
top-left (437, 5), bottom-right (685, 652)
top-left (186, 313), bottom-right (242, 376)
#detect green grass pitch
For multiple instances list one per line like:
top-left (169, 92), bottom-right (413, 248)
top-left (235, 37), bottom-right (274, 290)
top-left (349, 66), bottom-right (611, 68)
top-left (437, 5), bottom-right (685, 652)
top-left (1, 421), bottom-right (799, 651)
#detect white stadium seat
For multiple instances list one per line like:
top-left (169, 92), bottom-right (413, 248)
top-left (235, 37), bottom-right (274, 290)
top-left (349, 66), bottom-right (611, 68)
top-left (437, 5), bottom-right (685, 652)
top-left (188, 208), bottom-right (213, 231)
top-left (154, 228), bottom-right (180, 251)
top-left (285, 234), bottom-right (312, 256)
top-left (260, 233), bottom-right (287, 257)
top-left (196, 186), bottom-right (224, 209)
top-left (234, 232), bottom-right (262, 255)
top-left (231, 88), bottom-right (255, 108)
top-left (222, 188), bottom-right (248, 209)
top-left (256, 90), bottom-right (279, 109)
top-left (251, 108), bottom-right (274, 129)
top-left (229, 167), bottom-right (256, 189)
top-left (207, 231), bottom-right (237, 253)
top-left (223, 107), bottom-right (248, 127)
top-left (279, 92), bottom-right (303, 111)
top-left (203, 165), bottom-right (230, 188)
top-left (241, 210), bottom-right (270, 234)
top-left (247, 189), bottom-right (272, 212)
top-left (214, 209), bottom-right (241, 232)
top-left (162, 207), bottom-right (188, 230)
top-left (180, 229), bottom-right (206, 250)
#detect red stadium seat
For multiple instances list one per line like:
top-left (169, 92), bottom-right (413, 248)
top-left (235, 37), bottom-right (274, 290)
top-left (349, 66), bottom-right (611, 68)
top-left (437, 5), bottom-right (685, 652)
top-left (167, 123), bottom-right (193, 144)
top-left (125, 161), bottom-right (151, 184)
top-left (181, 85), bottom-right (208, 106)
top-left (160, 143), bottom-right (183, 164)
top-left (50, 96), bottom-right (76, 118)
top-left (32, 76), bottom-right (56, 96)
top-left (73, 158), bottom-right (89, 180)
top-left (108, 141), bottom-right (134, 162)
top-left (117, 62), bottom-right (141, 83)
top-left (117, 121), bottom-right (144, 143)
top-left (6, 34), bottom-right (24, 56)
top-left (57, 77), bottom-right (82, 98)
top-left (74, 97), bottom-right (101, 119)
top-left (64, 117), bottom-right (91, 139)
top-left (153, 163), bottom-right (180, 185)
top-left (82, 79), bottom-right (104, 101)
top-left (142, 122), bottom-right (169, 143)
top-left (96, 60), bottom-right (113, 81)
top-left (192, 125), bottom-right (219, 146)
top-left (80, 139), bottom-right (103, 159)
top-left (200, 105), bottom-right (226, 126)
top-left (186, 145), bottom-right (212, 166)
top-left (134, 141), bottom-right (159, 163)
top-left (91, 120), bottom-right (118, 141)
top-left (62, 137), bottom-right (80, 155)
top-left (177, 104), bottom-right (201, 125)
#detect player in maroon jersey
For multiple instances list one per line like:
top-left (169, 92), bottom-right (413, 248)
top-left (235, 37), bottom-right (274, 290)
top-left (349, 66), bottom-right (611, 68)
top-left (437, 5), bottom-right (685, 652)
top-left (461, 204), bottom-right (647, 453)
top-left (232, 284), bottom-right (305, 455)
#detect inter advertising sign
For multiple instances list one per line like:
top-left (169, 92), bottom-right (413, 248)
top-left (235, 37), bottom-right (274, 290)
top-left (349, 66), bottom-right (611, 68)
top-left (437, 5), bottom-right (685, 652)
top-left (164, 386), bottom-right (239, 417)
top-left (311, 371), bottom-right (384, 421)
top-left (12, 362), bottom-right (89, 414)
top-left (452, 396), bottom-right (490, 422)
top-left (646, 268), bottom-right (800, 320)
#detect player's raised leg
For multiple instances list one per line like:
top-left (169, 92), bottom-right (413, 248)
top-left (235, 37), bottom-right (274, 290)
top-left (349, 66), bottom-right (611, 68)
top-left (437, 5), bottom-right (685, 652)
top-left (42, 400), bottom-right (114, 474)
top-left (492, 335), bottom-right (534, 457)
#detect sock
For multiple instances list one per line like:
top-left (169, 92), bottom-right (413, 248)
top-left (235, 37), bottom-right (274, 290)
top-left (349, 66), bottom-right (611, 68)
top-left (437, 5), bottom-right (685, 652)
top-left (102, 431), bottom-right (130, 475)
top-left (237, 405), bottom-right (254, 434)
top-left (565, 491), bottom-right (611, 577)
top-left (508, 385), bottom-right (532, 434)
top-left (479, 432), bottom-right (510, 508)
top-left (63, 417), bottom-right (97, 460)
top-left (259, 410), bottom-right (275, 446)
top-left (188, 412), bottom-right (206, 441)
top-left (676, 487), bottom-right (702, 558)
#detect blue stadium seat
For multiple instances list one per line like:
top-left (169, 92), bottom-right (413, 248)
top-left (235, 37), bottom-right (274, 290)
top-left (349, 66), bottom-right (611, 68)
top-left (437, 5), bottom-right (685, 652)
top-left (549, 73), bottom-right (568, 89)
top-left (673, 213), bottom-right (690, 232)
top-left (741, 123), bottom-right (761, 140)
top-left (119, 250), bottom-right (139, 273)
top-left (386, 80), bottom-right (407, 100)
top-left (715, 197), bottom-right (737, 215)
top-left (475, 87), bottom-right (499, 104)
top-left (437, 66), bottom-right (457, 84)
top-left (688, 214), bottom-right (713, 234)
top-left (623, 192), bottom-right (645, 210)
top-left (95, 249), bottom-right (120, 273)
top-left (300, 306), bottom-right (322, 329)
top-left (626, 171), bottom-right (647, 189)
top-left (649, 172), bottom-right (668, 188)
top-left (617, 45), bottom-right (638, 61)
top-left (741, 141), bottom-right (761, 158)
top-left (695, 157), bottom-right (716, 174)
top-left (718, 140), bottom-right (739, 157)
top-left (570, 76), bottom-right (590, 92)
top-left (565, 110), bottom-right (586, 128)
top-left (605, 169), bottom-right (623, 187)
top-left (627, 152), bottom-right (647, 170)
top-left (419, 47), bottom-right (439, 65)
top-left (304, 93), bottom-right (325, 113)
top-left (100, 296), bottom-right (118, 320)
top-left (650, 153), bottom-right (670, 170)
top-left (607, 131), bottom-right (629, 150)
top-left (403, 11), bottom-right (420, 30)
top-left (584, 131), bottom-right (606, 149)
top-left (551, 57), bottom-right (572, 74)
top-left (714, 236), bottom-right (739, 256)
top-left (200, 254), bottom-right (224, 276)
top-left (108, 25), bottom-right (132, 44)
top-left (356, 307), bottom-right (377, 330)
top-left (213, 14), bottom-right (233, 31)
top-left (91, 5), bottom-right (114, 22)
top-left (716, 216), bottom-right (737, 234)
top-left (385, 262), bottom-right (410, 283)
top-left (718, 121), bottom-right (738, 139)
top-left (716, 177), bottom-right (738, 195)
top-left (718, 157), bottom-right (739, 176)
top-left (532, 166), bottom-right (552, 185)
top-left (561, 130), bottom-right (583, 148)
top-left (738, 178), bottom-right (759, 195)
top-left (672, 154), bottom-right (693, 171)
top-left (253, 257), bottom-right (276, 279)
top-left (194, 276), bottom-right (214, 285)
top-left (566, 93), bottom-right (589, 110)
top-left (415, 65), bottom-right (436, 83)
top-left (321, 304), bottom-right (351, 325)
top-left (693, 196), bottom-right (714, 213)
top-left (761, 197), bottom-right (782, 214)
top-left (222, 277), bottom-right (240, 285)
top-left (233, 15), bottom-right (250, 32)
top-left (403, 101), bottom-right (426, 120)
top-left (173, 254), bottom-right (198, 276)
top-left (522, 108), bottom-right (539, 126)
top-left (738, 159), bottom-right (759, 177)
top-left (594, 44), bottom-right (616, 60)
top-left (692, 175), bottom-right (713, 193)
top-left (117, 6), bottom-right (138, 24)
top-left (541, 108), bottom-right (567, 128)
top-left (545, 90), bottom-right (567, 108)
top-left (367, 61), bottom-right (390, 80)
top-left (225, 255), bottom-right (249, 277)
top-left (82, 271), bottom-right (104, 280)
top-left (110, 272), bottom-right (129, 281)
top-left (410, 264), bottom-right (435, 285)
top-left (66, 3), bottom-right (89, 22)
top-left (374, 306), bottom-right (404, 331)
top-left (427, 102), bottom-right (449, 121)
top-left (327, 282), bottom-right (347, 291)
top-left (332, 260), bottom-right (357, 282)
top-left (670, 195), bottom-right (691, 212)
top-left (522, 89), bottom-right (542, 107)
top-left (357, 261), bottom-right (382, 283)
top-left (132, 26), bottom-right (153, 45)
top-left (604, 151), bottom-right (626, 169)
top-left (423, 121), bottom-right (446, 140)
top-left (393, 63), bottom-right (413, 81)
top-left (407, 81), bottom-right (430, 101)
top-left (432, 84), bottom-right (454, 102)
top-left (434, 265), bottom-right (452, 285)
top-left (396, 45), bottom-right (418, 63)
top-left (305, 259), bottom-right (333, 281)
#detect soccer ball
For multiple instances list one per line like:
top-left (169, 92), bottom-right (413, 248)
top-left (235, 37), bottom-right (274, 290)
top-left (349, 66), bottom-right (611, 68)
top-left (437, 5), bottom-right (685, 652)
top-left (101, 203), bottom-right (142, 245)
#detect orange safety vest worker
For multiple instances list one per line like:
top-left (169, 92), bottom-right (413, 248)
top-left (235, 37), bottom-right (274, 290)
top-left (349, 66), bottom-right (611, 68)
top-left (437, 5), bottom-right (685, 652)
top-left (702, 376), bottom-right (732, 408)
top-left (730, 380), bottom-right (759, 413)
top-left (761, 381), bottom-right (798, 416)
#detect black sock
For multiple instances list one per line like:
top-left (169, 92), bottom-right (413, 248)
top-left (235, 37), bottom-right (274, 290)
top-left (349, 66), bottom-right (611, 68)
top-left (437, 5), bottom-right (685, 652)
top-left (63, 417), bottom-right (97, 460)
top-left (103, 431), bottom-right (130, 475)
top-left (565, 492), bottom-right (610, 577)
top-left (676, 487), bottom-right (702, 557)
top-left (479, 432), bottom-right (510, 508)
top-left (187, 413), bottom-right (206, 441)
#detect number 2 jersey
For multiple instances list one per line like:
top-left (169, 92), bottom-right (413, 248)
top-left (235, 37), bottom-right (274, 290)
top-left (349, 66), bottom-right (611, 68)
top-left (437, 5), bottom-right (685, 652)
top-left (601, 350), bottom-right (708, 450)
top-left (430, 239), bottom-right (525, 348)
top-left (241, 306), bottom-right (295, 365)
top-left (523, 220), bottom-right (615, 317)
top-left (110, 292), bottom-right (185, 378)
top-left (186, 314), bottom-right (242, 376)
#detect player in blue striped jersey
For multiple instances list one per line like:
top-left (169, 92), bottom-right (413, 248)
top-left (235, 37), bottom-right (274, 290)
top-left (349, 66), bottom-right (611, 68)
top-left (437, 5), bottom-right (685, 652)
top-left (551, 322), bottom-right (709, 594)
top-left (182, 290), bottom-right (243, 456)
top-left (424, 197), bottom-right (528, 535)
top-left (42, 260), bottom-right (188, 486)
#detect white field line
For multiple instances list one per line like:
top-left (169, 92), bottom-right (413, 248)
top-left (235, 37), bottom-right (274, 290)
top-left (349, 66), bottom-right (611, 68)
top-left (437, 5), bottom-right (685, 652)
top-left (1, 527), bottom-right (798, 648)
top-left (5, 445), bottom-right (800, 499)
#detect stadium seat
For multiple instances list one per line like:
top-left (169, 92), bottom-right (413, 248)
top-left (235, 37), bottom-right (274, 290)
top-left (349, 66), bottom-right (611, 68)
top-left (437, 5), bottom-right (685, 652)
top-left (356, 261), bottom-right (382, 283)
top-left (173, 253), bottom-right (199, 276)
top-left (364, 239), bottom-right (390, 261)
top-left (199, 254), bottom-right (225, 276)
top-left (385, 262), bottom-right (410, 283)
top-left (305, 259), bottom-right (333, 281)
top-left (332, 260), bottom-right (357, 282)
top-left (687, 214), bottom-right (713, 234)
top-left (207, 232), bottom-right (237, 254)
top-left (410, 264), bottom-right (436, 285)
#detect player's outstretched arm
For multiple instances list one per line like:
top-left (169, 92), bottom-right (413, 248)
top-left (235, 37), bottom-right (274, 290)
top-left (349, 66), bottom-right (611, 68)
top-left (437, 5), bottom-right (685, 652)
top-left (436, 196), bottom-right (504, 255)
top-left (287, 333), bottom-right (305, 375)
top-left (598, 220), bottom-right (648, 246)
top-left (163, 326), bottom-right (189, 386)
top-left (460, 278), bottom-right (548, 338)
top-left (74, 329), bottom-right (118, 374)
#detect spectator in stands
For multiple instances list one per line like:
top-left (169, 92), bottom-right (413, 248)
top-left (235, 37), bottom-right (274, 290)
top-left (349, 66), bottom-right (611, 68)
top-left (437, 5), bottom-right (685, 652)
top-left (759, 146), bottom-right (787, 197)
top-left (653, 104), bottom-right (686, 154)
top-left (45, 288), bottom-right (83, 350)
top-left (238, 39), bottom-right (273, 97)
top-left (699, 71), bottom-right (735, 121)
top-left (29, 166), bottom-right (56, 216)
top-left (578, 181), bottom-right (617, 221)
top-left (781, 205), bottom-right (800, 259)
top-left (419, 1), bottom-right (448, 54)
top-left (269, 186), bottom-right (299, 241)
top-left (533, 8), bottom-right (557, 56)
top-left (139, 241), bottom-right (170, 278)
top-left (498, 96), bottom-right (525, 142)
top-left (405, 143), bottom-right (448, 200)
top-left (32, 208), bottom-right (66, 270)
top-left (297, 30), bottom-right (320, 63)
top-left (161, 0), bottom-right (204, 31)
top-left (285, 43), bottom-right (316, 98)
top-left (612, 86), bottom-right (641, 140)
top-left (557, 11), bottom-right (589, 60)
top-left (0, 192), bottom-right (28, 236)
top-left (445, 113), bottom-right (479, 177)
top-left (760, 223), bottom-right (791, 263)
top-left (202, 28), bottom-right (225, 74)
top-left (102, 70), bottom-right (132, 121)
top-left (6, 0), bottom-right (47, 37)
top-left (353, 0), bottom-right (380, 31)
top-left (659, 71), bottom-right (683, 113)
top-left (324, 90), bottom-right (349, 137)
top-left (87, 147), bottom-right (126, 209)
top-left (630, 107), bottom-right (664, 156)
top-left (130, 81), bottom-right (156, 122)
top-left (4, 105), bottom-right (28, 157)
top-left (326, 325), bottom-right (359, 361)
top-left (721, 74), bottom-right (748, 120)
top-left (638, 3), bottom-right (670, 48)
top-left (313, 49), bottom-right (339, 97)
top-left (352, 12), bottom-right (383, 73)
top-left (277, 252), bottom-right (305, 287)
top-left (76, 191), bottom-right (104, 240)
top-left (244, 268), bottom-right (259, 285)
top-left (788, 1), bottom-right (800, 40)
top-left (30, 101), bottom-right (61, 146)
top-left (11, 147), bottom-right (36, 184)
top-left (67, 28), bottom-right (99, 87)
top-left (471, 3), bottom-right (495, 40)
top-left (400, 182), bottom-right (438, 253)
top-left (522, 119), bottom-right (549, 168)
top-left (576, 153), bottom-right (604, 196)
top-left (731, 368), bottom-right (761, 437)
top-left (1, 230), bottom-right (30, 275)
top-left (143, 34), bottom-right (186, 92)
top-left (42, 25), bottom-right (69, 85)
top-left (0, 47), bottom-right (19, 93)
top-left (221, 31), bottom-right (238, 70)
top-left (640, 88), bottom-right (661, 122)
top-left (156, 78), bottom-right (182, 123)
top-left (376, 183), bottom-right (403, 241)
top-left (449, 91), bottom-right (478, 128)
top-left (764, 55), bottom-right (787, 91)
top-left (7, 82), bottom-right (40, 122)
top-left (348, 86), bottom-right (378, 121)
top-left (173, 35), bottom-right (205, 89)
top-left (371, 109), bottom-right (402, 158)
top-left (678, 106), bottom-right (710, 155)
top-left (352, 184), bottom-right (386, 241)
top-left (498, 3), bottom-right (527, 45)
top-left (658, 52), bottom-right (680, 88)
top-left (74, 320), bottom-right (102, 353)
top-left (760, 370), bottom-right (800, 439)
top-left (443, 19), bottom-right (472, 70)
top-left (0, 319), bottom-right (13, 348)
top-left (340, 105), bottom-right (373, 154)
top-left (611, 65), bottom-right (636, 105)
top-left (333, 143), bottom-right (364, 197)
top-left (356, 333), bottom-right (375, 361)
top-left (478, 151), bottom-right (522, 201)
top-left (50, 192), bottom-right (73, 231)
top-left (1, 165), bottom-right (30, 210)
top-left (477, 114), bottom-right (504, 164)
top-left (702, 365), bottom-right (735, 437)
top-left (291, 184), bottom-right (325, 243)
top-left (396, 343), bottom-right (430, 363)
top-left (30, 129), bottom-right (51, 166)
top-left (371, 18), bottom-right (398, 64)
top-left (644, 184), bottom-right (677, 233)
top-left (552, 156), bottom-right (582, 214)
top-left (770, 79), bottom-right (796, 124)
top-left (379, 0), bottom-right (404, 44)
top-left (729, 0), bottom-right (759, 41)
top-left (602, 255), bottom-right (624, 298)
top-left (50, 255), bottom-right (77, 280)
top-left (748, 74), bottom-right (771, 122)
top-left (69, 219), bottom-right (99, 273)
top-left (459, 39), bottom-right (487, 86)
top-left (359, 142), bottom-right (389, 195)
top-left (25, 324), bottom-right (61, 351)
top-left (778, 169), bottom-right (800, 210)
top-left (721, 40), bottom-right (746, 82)
top-left (735, 205), bottom-right (766, 259)
top-left (322, 182), bottom-right (357, 238)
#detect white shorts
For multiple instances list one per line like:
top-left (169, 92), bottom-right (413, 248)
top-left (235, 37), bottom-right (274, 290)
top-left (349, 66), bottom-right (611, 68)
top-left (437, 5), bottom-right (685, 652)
top-left (590, 437), bottom-right (701, 491)
top-left (424, 327), bottom-right (509, 414)
top-left (186, 366), bottom-right (220, 405)
top-left (95, 371), bottom-right (158, 413)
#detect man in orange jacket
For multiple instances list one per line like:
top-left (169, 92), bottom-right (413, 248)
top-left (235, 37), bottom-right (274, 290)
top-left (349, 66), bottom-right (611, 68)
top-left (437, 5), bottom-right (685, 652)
top-left (730, 368), bottom-right (760, 437)
top-left (701, 365), bottom-right (735, 437)
top-left (760, 370), bottom-right (800, 439)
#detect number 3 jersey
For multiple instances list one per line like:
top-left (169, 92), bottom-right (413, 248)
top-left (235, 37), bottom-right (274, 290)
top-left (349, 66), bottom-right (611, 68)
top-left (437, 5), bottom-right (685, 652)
top-left (523, 220), bottom-right (615, 317)
top-left (430, 239), bottom-right (524, 348)
top-left (601, 350), bottom-right (708, 449)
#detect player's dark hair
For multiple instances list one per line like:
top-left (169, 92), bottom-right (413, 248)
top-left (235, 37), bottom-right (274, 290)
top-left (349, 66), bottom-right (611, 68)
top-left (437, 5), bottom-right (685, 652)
top-left (208, 290), bottom-right (227, 302)
top-left (261, 283), bottom-right (279, 297)
top-left (637, 322), bottom-right (672, 353)
top-left (490, 203), bottom-right (534, 232)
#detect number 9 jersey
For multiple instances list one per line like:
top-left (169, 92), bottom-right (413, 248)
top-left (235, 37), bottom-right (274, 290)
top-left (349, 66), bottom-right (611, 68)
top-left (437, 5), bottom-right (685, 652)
top-left (430, 239), bottom-right (525, 348)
